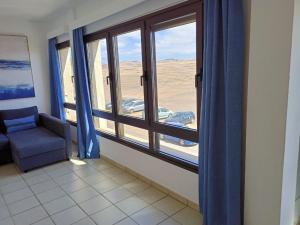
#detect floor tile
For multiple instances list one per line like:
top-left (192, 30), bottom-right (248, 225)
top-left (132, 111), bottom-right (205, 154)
top-left (72, 217), bottom-right (96, 225)
top-left (137, 187), bottom-right (167, 204)
top-left (0, 174), bottom-right (22, 187)
top-left (51, 206), bottom-right (87, 225)
top-left (79, 195), bottom-right (111, 215)
top-left (69, 187), bottom-right (99, 203)
top-left (92, 178), bottom-right (118, 193)
top-left (112, 172), bottom-right (136, 185)
top-left (123, 180), bottom-right (150, 194)
top-left (47, 167), bottom-right (72, 178)
top-left (32, 217), bottom-right (55, 225)
top-left (159, 218), bottom-right (181, 225)
top-left (43, 196), bottom-right (75, 215)
top-left (12, 206), bottom-right (48, 225)
top-left (36, 187), bottom-right (66, 204)
top-left (131, 206), bottom-right (168, 225)
top-left (74, 166), bottom-right (99, 178)
top-left (0, 180), bottom-right (27, 194)
top-left (61, 179), bottom-right (88, 193)
top-left (0, 195), bottom-right (5, 207)
top-left (31, 180), bottom-right (58, 194)
top-left (115, 217), bottom-right (138, 225)
top-left (153, 196), bottom-right (185, 216)
top-left (172, 207), bottom-right (202, 225)
top-left (3, 187), bottom-right (33, 204)
top-left (81, 173), bottom-right (108, 185)
top-left (52, 172), bottom-right (79, 186)
top-left (116, 196), bottom-right (148, 215)
top-left (0, 206), bottom-right (10, 220)
top-left (8, 196), bottom-right (40, 215)
top-left (103, 187), bottom-right (133, 203)
top-left (91, 205), bottom-right (126, 225)
top-left (101, 167), bottom-right (123, 177)
top-left (21, 169), bottom-right (46, 179)
top-left (25, 174), bottom-right (50, 186)
top-left (0, 217), bottom-right (14, 225)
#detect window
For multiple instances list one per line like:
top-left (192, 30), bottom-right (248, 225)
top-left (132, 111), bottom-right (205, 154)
top-left (57, 41), bottom-right (77, 123)
top-left (85, 0), bottom-right (202, 172)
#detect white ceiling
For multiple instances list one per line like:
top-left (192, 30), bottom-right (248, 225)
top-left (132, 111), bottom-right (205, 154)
top-left (0, 0), bottom-right (78, 21)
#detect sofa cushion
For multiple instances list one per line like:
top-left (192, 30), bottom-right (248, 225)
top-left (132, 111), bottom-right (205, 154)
top-left (8, 127), bottom-right (65, 158)
top-left (4, 115), bottom-right (37, 133)
top-left (0, 106), bottom-right (39, 133)
top-left (0, 133), bottom-right (9, 151)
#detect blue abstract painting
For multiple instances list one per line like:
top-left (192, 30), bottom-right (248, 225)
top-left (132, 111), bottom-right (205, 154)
top-left (0, 35), bottom-right (35, 100)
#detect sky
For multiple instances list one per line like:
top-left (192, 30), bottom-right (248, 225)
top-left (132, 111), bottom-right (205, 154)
top-left (99, 22), bottom-right (196, 63)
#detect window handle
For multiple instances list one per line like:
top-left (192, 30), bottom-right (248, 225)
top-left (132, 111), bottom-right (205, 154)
top-left (71, 75), bottom-right (75, 83)
top-left (106, 76), bottom-right (110, 85)
top-left (140, 71), bottom-right (147, 86)
top-left (195, 69), bottom-right (203, 88)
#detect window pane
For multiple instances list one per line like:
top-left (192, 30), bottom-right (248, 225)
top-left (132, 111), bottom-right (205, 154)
top-left (93, 117), bottom-right (115, 135)
top-left (154, 19), bottom-right (197, 130)
top-left (86, 39), bottom-right (112, 112)
top-left (114, 30), bottom-right (145, 119)
top-left (157, 132), bottom-right (198, 164)
top-left (120, 123), bottom-right (148, 147)
top-left (58, 47), bottom-right (76, 104)
top-left (65, 108), bottom-right (77, 122)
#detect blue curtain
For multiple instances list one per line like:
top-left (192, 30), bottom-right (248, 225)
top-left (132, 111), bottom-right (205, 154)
top-left (199, 0), bottom-right (244, 225)
top-left (72, 27), bottom-right (100, 159)
top-left (48, 38), bottom-right (65, 121)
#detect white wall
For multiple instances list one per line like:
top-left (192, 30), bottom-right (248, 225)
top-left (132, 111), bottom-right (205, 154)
top-left (244, 0), bottom-right (294, 225)
top-left (0, 18), bottom-right (50, 113)
top-left (100, 137), bottom-right (199, 203)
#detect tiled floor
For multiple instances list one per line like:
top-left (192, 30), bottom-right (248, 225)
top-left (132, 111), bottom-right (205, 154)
top-left (0, 157), bottom-right (201, 225)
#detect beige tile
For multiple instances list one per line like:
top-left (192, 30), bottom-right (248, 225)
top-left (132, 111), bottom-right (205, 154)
top-left (91, 205), bottom-right (126, 225)
top-left (137, 187), bottom-right (167, 204)
top-left (60, 179), bottom-right (88, 193)
top-left (22, 169), bottom-right (46, 179)
top-left (92, 178), bottom-right (118, 193)
top-left (0, 217), bottom-right (14, 225)
top-left (103, 187), bottom-right (133, 203)
top-left (115, 217), bottom-right (138, 225)
top-left (52, 172), bottom-right (79, 186)
top-left (172, 207), bottom-right (202, 225)
top-left (32, 217), bottom-right (55, 225)
top-left (46, 167), bottom-right (72, 178)
top-left (12, 206), bottom-right (48, 225)
top-left (51, 206), bottom-right (87, 225)
top-left (116, 196), bottom-right (148, 215)
top-left (72, 217), bottom-right (96, 225)
top-left (0, 206), bottom-right (10, 220)
top-left (43, 196), bottom-right (75, 215)
top-left (3, 187), bottom-right (33, 204)
top-left (153, 196), bottom-right (185, 216)
top-left (159, 218), bottom-right (181, 225)
top-left (0, 180), bottom-right (27, 194)
top-left (31, 180), bottom-right (58, 194)
top-left (74, 166), bottom-right (99, 178)
top-left (79, 195), bottom-right (112, 215)
top-left (112, 172), bottom-right (136, 185)
top-left (25, 174), bottom-right (50, 186)
top-left (36, 187), bottom-right (66, 204)
top-left (123, 180), bottom-right (150, 194)
top-left (81, 173), bottom-right (108, 185)
top-left (101, 167), bottom-right (123, 177)
top-left (131, 206), bottom-right (168, 225)
top-left (0, 174), bottom-right (23, 187)
top-left (8, 196), bottom-right (40, 215)
top-left (69, 187), bottom-right (99, 203)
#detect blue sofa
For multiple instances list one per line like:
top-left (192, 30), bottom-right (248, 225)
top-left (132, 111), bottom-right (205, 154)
top-left (0, 106), bottom-right (71, 172)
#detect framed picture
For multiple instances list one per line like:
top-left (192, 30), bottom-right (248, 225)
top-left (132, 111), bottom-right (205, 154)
top-left (0, 35), bottom-right (35, 100)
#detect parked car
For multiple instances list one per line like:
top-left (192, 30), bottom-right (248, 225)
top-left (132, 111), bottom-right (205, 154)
top-left (105, 98), bottom-right (138, 111)
top-left (160, 122), bottom-right (197, 146)
top-left (142, 107), bottom-right (173, 119)
top-left (123, 100), bottom-right (144, 113)
top-left (165, 111), bottom-right (195, 125)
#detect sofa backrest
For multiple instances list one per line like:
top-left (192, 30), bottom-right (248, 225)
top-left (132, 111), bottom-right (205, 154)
top-left (0, 106), bottom-right (39, 133)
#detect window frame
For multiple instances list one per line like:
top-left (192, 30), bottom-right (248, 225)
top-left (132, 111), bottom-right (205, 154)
top-left (84, 0), bottom-right (203, 173)
top-left (56, 41), bottom-right (77, 126)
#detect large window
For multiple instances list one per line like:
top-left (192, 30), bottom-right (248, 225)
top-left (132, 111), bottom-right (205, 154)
top-left (84, 0), bottom-right (202, 171)
top-left (57, 41), bottom-right (77, 123)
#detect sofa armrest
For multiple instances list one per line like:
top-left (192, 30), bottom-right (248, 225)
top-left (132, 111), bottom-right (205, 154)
top-left (39, 113), bottom-right (72, 158)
